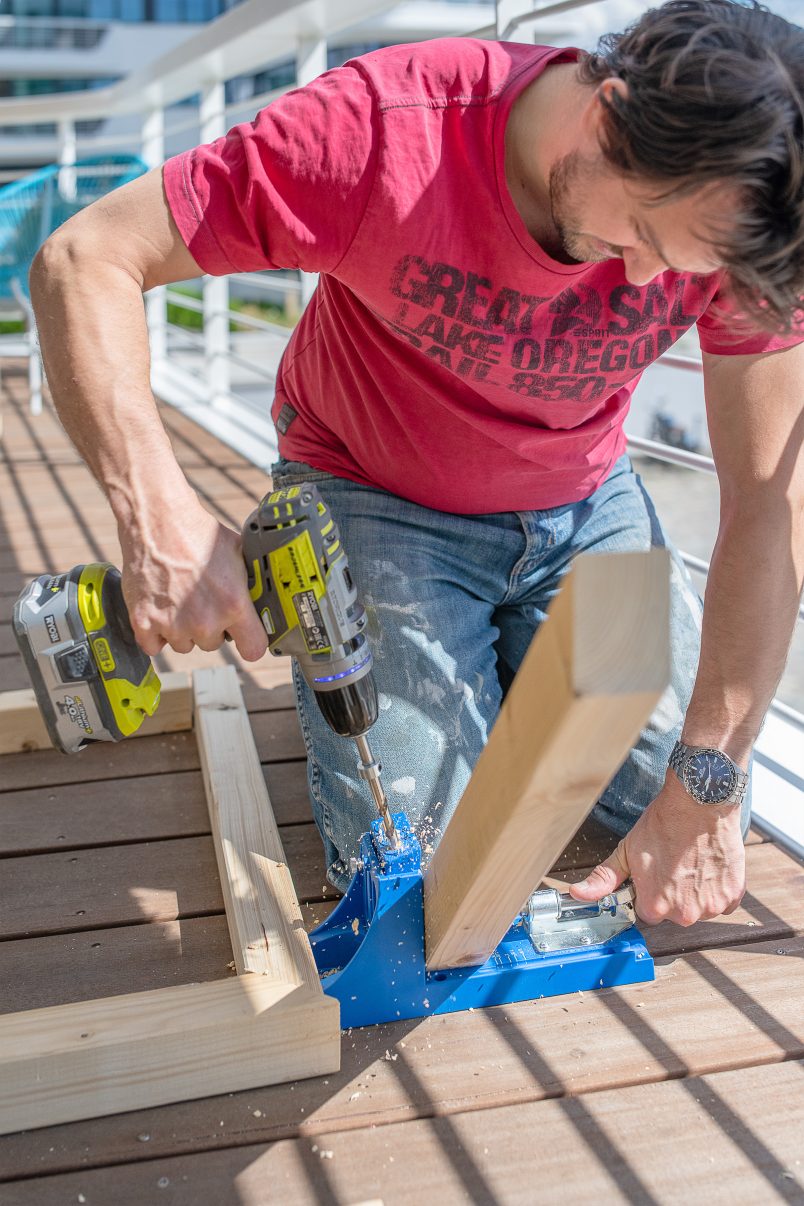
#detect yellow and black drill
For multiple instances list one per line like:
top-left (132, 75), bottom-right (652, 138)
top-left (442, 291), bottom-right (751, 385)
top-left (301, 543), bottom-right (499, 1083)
top-left (13, 482), bottom-right (398, 846)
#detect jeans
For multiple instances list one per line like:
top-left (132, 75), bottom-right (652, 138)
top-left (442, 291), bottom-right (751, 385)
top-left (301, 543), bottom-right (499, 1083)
top-left (270, 453), bottom-right (751, 892)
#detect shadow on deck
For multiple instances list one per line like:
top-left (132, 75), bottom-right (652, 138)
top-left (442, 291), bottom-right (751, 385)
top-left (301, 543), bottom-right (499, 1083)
top-left (1, 362), bottom-right (802, 1205)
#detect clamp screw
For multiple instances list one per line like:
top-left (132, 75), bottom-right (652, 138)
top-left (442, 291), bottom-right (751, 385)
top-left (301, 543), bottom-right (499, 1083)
top-left (349, 857), bottom-right (364, 876)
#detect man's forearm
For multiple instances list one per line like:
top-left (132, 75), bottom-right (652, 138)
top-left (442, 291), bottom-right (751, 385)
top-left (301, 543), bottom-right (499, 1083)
top-left (27, 178), bottom-right (268, 663)
top-left (30, 234), bottom-right (196, 531)
top-left (682, 497), bottom-right (804, 766)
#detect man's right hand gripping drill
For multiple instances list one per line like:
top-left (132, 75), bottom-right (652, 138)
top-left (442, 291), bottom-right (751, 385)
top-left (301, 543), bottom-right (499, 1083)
top-left (118, 497), bottom-right (268, 662)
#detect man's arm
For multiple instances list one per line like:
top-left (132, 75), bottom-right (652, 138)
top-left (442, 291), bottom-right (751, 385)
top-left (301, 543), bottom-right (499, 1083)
top-left (688, 342), bottom-right (804, 755)
top-left (570, 339), bottom-right (804, 925)
top-left (29, 167), bottom-right (268, 661)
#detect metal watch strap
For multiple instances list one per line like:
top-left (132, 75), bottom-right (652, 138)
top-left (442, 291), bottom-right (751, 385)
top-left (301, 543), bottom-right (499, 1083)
top-left (669, 740), bottom-right (749, 807)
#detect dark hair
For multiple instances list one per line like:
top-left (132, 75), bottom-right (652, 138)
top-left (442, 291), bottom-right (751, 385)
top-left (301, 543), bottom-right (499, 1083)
top-left (578, 0), bottom-right (804, 332)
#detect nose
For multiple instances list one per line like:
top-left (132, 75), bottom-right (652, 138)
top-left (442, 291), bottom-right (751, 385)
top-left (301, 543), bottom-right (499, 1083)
top-left (622, 248), bottom-right (665, 286)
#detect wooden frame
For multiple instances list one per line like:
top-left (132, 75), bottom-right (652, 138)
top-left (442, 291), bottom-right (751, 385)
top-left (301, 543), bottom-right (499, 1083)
top-left (424, 549), bottom-right (671, 970)
top-left (0, 666), bottom-right (340, 1135)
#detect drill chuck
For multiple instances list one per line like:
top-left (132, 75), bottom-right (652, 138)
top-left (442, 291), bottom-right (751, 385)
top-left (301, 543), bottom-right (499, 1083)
top-left (315, 669), bottom-right (378, 737)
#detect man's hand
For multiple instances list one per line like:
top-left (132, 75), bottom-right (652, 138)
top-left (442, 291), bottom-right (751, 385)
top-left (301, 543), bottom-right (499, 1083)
top-left (119, 500), bottom-right (268, 663)
top-left (568, 773), bottom-right (746, 926)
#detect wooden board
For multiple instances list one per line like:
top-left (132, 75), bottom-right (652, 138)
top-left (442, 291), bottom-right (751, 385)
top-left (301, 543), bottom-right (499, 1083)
top-left (0, 670), bottom-right (192, 755)
top-left (194, 666), bottom-right (322, 987)
top-left (0, 975), bottom-right (339, 1136)
top-left (3, 1059), bottom-right (799, 1205)
top-left (425, 549), bottom-right (671, 969)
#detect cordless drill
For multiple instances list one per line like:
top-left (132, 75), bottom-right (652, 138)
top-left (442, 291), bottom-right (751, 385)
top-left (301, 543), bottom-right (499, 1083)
top-left (13, 482), bottom-right (398, 847)
top-left (243, 483), bottom-right (397, 847)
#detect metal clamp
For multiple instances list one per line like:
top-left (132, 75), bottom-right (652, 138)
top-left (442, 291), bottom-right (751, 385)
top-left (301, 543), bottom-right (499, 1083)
top-left (526, 882), bottom-right (637, 953)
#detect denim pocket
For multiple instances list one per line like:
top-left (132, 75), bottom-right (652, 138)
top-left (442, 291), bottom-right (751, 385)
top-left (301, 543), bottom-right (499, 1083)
top-left (270, 457), bottom-right (336, 488)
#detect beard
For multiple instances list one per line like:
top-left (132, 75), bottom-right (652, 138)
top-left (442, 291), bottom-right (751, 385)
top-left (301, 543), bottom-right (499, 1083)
top-left (548, 151), bottom-right (611, 265)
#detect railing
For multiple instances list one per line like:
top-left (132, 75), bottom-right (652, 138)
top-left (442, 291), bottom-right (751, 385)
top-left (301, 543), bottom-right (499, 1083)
top-left (0, 0), bottom-right (801, 765)
top-left (624, 434), bottom-right (804, 723)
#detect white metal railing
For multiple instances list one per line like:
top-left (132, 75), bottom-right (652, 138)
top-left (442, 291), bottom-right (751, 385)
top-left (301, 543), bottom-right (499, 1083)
top-left (626, 434), bottom-right (718, 476)
top-left (624, 431), bottom-right (804, 735)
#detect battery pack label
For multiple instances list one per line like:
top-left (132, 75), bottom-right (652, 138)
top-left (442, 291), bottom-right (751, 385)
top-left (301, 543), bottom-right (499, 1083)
top-left (294, 590), bottom-right (330, 653)
top-left (56, 693), bottom-right (94, 736)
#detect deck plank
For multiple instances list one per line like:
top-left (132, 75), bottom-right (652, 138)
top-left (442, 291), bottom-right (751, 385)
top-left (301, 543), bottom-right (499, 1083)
top-left (0, 934), bottom-right (802, 1180)
top-left (0, 835), bottom-right (224, 941)
top-left (0, 916), bottom-right (234, 1012)
top-left (0, 763), bottom-right (311, 854)
top-left (1, 833), bottom-right (796, 985)
top-left (3, 1060), bottom-right (801, 1205)
top-left (0, 838), bottom-right (797, 1012)
top-left (0, 709), bottom-right (305, 791)
top-left (0, 824), bottom-right (338, 943)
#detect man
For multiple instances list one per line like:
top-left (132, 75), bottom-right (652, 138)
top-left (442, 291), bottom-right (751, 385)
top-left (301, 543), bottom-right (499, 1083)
top-left (30, 0), bottom-right (804, 928)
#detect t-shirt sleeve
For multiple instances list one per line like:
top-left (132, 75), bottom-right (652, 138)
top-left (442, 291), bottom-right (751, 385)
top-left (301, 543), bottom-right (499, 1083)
top-left (163, 64), bottom-right (378, 276)
top-left (696, 272), bottom-right (804, 355)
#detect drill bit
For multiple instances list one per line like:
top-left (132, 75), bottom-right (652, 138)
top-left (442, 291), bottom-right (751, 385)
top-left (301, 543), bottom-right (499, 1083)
top-left (355, 733), bottom-right (399, 848)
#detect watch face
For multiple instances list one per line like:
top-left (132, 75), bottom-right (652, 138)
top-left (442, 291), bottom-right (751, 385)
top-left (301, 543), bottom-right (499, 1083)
top-left (685, 751), bottom-right (737, 803)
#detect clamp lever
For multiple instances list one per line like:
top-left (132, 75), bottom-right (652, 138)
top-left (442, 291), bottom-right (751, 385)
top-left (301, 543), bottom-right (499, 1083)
top-left (526, 882), bottom-right (637, 953)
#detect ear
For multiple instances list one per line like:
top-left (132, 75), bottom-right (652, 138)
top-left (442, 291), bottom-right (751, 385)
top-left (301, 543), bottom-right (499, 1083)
top-left (597, 76), bottom-right (629, 105)
top-left (585, 74), bottom-right (626, 121)
top-left (583, 75), bottom-right (629, 135)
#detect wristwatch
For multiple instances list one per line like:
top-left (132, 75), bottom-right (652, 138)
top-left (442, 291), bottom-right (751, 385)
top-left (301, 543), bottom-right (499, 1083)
top-left (668, 741), bottom-right (749, 807)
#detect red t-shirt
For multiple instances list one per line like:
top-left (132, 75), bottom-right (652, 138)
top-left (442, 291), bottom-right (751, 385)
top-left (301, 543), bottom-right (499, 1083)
top-left (164, 38), bottom-right (802, 514)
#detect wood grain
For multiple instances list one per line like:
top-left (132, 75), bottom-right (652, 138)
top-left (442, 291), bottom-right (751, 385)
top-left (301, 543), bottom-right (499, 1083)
top-left (194, 666), bottom-right (322, 988)
top-left (3, 1059), bottom-right (800, 1205)
top-left (0, 975), bottom-right (339, 1136)
top-left (0, 825), bottom-right (337, 942)
top-left (0, 761), bottom-right (310, 854)
top-left (0, 708), bottom-right (305, 792)
top-left (425, 549), bottom-right (671, 969)
top-left (0, 917), bottom-right (235, 1013)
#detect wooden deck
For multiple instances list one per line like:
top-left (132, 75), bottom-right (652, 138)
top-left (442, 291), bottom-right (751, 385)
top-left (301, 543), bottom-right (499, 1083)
top-left (1, 361), bottom-right (803, 1204)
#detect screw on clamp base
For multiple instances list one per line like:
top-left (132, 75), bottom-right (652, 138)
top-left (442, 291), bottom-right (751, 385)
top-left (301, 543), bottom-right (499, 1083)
top-left (354, 733), bottom-right (399, 848)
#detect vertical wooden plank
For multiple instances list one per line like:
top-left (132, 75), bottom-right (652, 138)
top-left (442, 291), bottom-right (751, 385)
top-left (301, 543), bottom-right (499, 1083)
top-left (193, 666), bottom-right (322, 992)
top-left (424, 549), bottom-right (671, 970)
